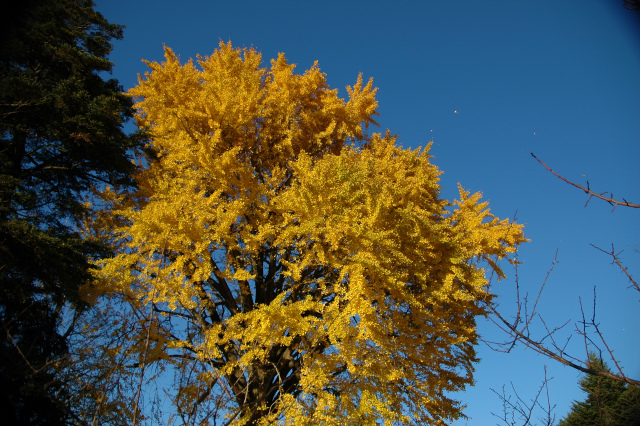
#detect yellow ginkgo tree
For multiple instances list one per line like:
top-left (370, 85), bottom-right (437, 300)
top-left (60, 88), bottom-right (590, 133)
top-left (90, 42), bottom-right (526, 426)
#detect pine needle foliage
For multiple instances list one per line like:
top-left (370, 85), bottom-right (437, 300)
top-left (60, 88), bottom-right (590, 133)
top-left (0, 0), bottom-right (143, 422)
top-left (558, 353), bottom-right (640, 426)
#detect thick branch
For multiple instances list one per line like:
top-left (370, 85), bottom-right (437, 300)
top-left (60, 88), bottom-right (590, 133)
top-left (207, 256), bottom-right (240, 315)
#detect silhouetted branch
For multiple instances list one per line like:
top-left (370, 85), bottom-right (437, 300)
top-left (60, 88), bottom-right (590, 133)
top-left (531, 153), bottom-right (639, 210)
top-left (4, 329), bottom-right (93, 426)
top-left (590, 244), bottom-right (639, 294)
top-left (486, 298), bottom-right (640, 387)
top-left (484, 247), bottom-right (640, 388)
top-left (491, 367), bottom-right (556, 426)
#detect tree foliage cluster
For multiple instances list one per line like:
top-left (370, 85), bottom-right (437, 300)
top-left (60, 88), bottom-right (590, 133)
top-left (558, 353), bottom-right (640, 426)
top-left (84, 41), bottom-right (527, 425)
top-left (15, 1), bottom-right (639, 425)
top-left (0, 1), bottom-right (527, 420)
top-left (0, 0), bottom-right (142, 423)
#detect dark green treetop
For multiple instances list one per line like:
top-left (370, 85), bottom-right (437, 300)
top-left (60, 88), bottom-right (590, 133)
top-left (0, 0), bottom-right (143, 423)
top-left (559, 353), bottom-right (640, 426)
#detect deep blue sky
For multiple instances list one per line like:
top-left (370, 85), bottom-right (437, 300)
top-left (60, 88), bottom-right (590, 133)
top-left (95, 1), bottom-right (639, 424)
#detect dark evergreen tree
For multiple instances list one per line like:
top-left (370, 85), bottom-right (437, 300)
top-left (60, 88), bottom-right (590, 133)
top-left (0, 0), bottom-right (142, 423)
top-left (559, 353), bottom-right (640, 426)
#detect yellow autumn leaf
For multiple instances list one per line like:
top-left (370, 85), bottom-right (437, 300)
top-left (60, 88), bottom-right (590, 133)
top-left (93, 41), bottom-right (526, 426)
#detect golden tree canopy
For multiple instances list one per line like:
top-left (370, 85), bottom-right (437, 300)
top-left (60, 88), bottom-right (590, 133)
top-left (92, 41), bottom-right (526, 425)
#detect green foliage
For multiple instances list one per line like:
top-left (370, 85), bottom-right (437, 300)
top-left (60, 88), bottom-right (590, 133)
top-left (558, 353), bottom-right (640, 426)
top-left (0, 0), bottom-right (143, 422)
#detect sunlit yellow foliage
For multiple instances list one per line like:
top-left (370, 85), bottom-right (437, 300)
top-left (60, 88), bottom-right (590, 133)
top-left (91, 42), bottom-right (526, 425)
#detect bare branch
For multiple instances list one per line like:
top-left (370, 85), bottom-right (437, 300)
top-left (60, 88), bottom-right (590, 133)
top-left (531, 153), bottom-right (639, 209)
top-left (485, 298), bottom-right (640, 387)
top-left (490, 367), bottom-right (556, 426)
top-left (590, 244), bottom-right (639, 294)
top-left (487, 159), bottom-right (639, 389)
top-left (494, 312), bottom-right (638, 387)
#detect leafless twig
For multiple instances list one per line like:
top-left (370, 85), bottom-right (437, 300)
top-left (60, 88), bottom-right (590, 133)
top-left (590, 244), bottom-right (639, 294)
top-left (491, 366), bottom-right (556, 426)
top-left (486, 156), bottom-right (640, 387)
top-left (483, 248), bottom-right (639, 387)
top-left (531, 153), bottom-right (639, 210)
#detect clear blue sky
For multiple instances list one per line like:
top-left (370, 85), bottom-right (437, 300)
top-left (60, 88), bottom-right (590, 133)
top-left (95, 1), bottom-right (639, 424)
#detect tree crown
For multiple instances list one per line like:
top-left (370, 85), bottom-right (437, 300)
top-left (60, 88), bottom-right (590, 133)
top-left (92, 41), bottom-right (526, 425)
